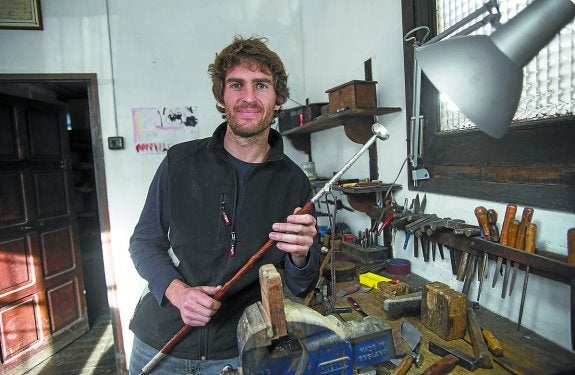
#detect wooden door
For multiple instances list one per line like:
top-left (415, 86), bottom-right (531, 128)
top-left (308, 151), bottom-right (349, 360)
top-left (0, 94), bottom-right (88, 374)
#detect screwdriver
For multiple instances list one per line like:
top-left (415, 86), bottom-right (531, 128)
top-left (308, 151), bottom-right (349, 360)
top-left (502, 220), bottom-right (520, 298)
top-left (473, 206), bottom-right (489, 298)
top-left (509, 207), bottom-right (534, 296)
top-left (493, 203), bottom-right (517, 289)
top-left (517, 222), bottom-right (537, 330)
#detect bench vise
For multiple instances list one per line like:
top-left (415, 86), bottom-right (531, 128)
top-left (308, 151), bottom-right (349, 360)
top-left (235, 299), bottom-right (395, 374)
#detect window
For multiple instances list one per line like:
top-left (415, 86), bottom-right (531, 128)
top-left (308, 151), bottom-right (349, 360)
top-left (436, 0), bottom-right (575, 132)
top-left (402, 0), bottom-right (575, 212)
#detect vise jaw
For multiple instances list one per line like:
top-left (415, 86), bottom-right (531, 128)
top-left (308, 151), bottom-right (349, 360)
top-left (237, 299), bottom-right (395, 374)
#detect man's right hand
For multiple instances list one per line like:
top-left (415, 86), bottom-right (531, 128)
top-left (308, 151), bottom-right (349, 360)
top-left (165, 279), bottom-right (222, 326)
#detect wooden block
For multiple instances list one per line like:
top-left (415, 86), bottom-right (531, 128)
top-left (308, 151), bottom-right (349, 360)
top-left (377, 281), bottom-right (410, 300)
top-left (330, 260), bottom-right (357, 282)
top-left (259, 264), bottom-right (287, 340)
top-left (325, 80), bottom-right (377, 114)
top-left (421, 281), bottom-right (467, 341)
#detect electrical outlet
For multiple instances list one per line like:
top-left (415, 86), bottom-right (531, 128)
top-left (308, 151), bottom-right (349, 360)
top-left (108, 136), bottom-right (124, 150)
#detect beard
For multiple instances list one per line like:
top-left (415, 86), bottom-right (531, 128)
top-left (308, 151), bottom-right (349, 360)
top-left (225, 103), bottom-right (275, 139)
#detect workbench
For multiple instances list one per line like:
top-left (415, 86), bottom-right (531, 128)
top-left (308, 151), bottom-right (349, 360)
top-left (305, 269), bottom-right (575, 374)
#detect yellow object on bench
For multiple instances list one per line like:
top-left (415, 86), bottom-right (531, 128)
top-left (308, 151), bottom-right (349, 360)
top-left (359, 272), bottom-right (394, 289)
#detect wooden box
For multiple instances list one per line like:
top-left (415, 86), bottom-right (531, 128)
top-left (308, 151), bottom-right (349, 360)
top-left (420, 281), bottom-right (467, 341)
top-left (303, 102), bottom-right (328, 124)
top-left (325, 80), bottom-right (377, 114)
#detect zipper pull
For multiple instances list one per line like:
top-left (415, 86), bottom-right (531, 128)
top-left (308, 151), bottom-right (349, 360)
top-left (229, 232), bottom-right (236, 257)
top-left (220, 198), bottom-right (231, 226)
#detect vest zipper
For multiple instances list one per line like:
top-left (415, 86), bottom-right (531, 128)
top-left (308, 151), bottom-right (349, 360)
top-left (220, 194), bottom-right (231, 226)
top-left (230, 231), bottom-right (236, 257)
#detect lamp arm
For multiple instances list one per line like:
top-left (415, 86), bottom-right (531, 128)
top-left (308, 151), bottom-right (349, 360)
top-left (427, 0), bottom-right (500, 44)
top-left (454, 12), bottom-right (501, 38)
top-left (491, 0), bottom-right (575, 67)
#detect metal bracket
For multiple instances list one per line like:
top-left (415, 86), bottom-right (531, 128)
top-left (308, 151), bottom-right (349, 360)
top-left (412, 168), bottom-right (430, 182)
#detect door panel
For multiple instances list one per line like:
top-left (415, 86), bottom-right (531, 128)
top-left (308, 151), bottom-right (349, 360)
top-left (0, 173), bottom-right (26, 226)
top-left (0, 94), bottom-right (88, 374)
top-left (47, 280), bottom-right (79, 332)
top-left (34, 170), bottom-right (68, 219)
top-left (0, 105), bottom-right (17, 159)
top-left (28, 108), bottom-right (62, 160)
top-left (0, 237), bottom-right (32, 295)
top-left (0, 296), bottom-right (40, 362)
top-left (41, 227), bottom-right (74, 277)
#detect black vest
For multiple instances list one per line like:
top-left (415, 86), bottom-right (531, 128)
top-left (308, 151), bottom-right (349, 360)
top-left (129, 123), bottom-right (312, 359)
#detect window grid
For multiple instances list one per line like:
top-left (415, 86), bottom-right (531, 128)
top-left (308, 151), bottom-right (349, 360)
top-left (436, 0), bottom-right (575, 132)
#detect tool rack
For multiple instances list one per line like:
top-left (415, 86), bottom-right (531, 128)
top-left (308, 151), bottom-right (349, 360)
top-left (428, 231), bottom-right (575, 287)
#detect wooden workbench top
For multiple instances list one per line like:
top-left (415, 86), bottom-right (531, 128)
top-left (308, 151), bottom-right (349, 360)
top-left (308, 272), bottom-right (575, 374)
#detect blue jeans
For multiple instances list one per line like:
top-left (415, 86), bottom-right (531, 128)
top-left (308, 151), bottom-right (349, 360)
top-left (129, 336), bottom-right (241, 375)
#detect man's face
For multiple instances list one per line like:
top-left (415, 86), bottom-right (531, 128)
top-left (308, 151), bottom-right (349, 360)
top-left (223, 60), bottom-right (280, 138)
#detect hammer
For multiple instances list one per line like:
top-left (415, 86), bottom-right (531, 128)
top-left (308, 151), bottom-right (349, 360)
top-left (428, 340), bottom-right (478, 372)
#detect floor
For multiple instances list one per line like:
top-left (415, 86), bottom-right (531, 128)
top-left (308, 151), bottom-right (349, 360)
top-left (24, 310), bottom-right (117, 375)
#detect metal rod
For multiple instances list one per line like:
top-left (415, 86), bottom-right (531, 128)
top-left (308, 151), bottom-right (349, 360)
top-left (139, 122), bottom-right (390, 374)
top-left (311, 123), bottom-right (389, 203)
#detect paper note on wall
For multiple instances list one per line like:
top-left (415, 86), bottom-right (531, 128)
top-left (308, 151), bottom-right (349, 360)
top-left (132, 106), bottom-right (199, 153)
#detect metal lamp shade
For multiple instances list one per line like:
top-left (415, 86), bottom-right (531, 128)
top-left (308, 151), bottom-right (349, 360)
top-left (416, 35), bottom-right (522, 138)
top-left (414, 0), bottom-right (575, 139)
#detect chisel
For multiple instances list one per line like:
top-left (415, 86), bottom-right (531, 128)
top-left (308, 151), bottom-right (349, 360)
top-left (493, 203), bottom-right (516, 288)
top-left (568, 228), bottom-right (575, 350)
top-left (477, 252), bottom-right (489, 301)
top-left (501, 220), bottom-right (520, 298)
top-left (517, 223), bottom-right (537, 330)
top-left (486, 209), bottom-right (500, 242)
top-left (474, 206), bottom-right (490, 240)
top-left (474, 208), bottom-right (495, 301)
top-left (467, 306), bottom-right (493, 368)
top-left (509, 207), bottom-right (534, 296)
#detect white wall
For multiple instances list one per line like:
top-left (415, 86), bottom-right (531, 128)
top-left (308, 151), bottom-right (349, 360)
top-left (1, 0), bottom-right (573, 366)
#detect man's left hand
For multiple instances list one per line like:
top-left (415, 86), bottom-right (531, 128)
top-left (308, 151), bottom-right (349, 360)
top-left (269, 207), bottom-right (317, 267)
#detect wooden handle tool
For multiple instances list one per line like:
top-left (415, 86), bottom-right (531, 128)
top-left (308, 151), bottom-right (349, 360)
top-left (467, 306), bottom-right (493, 368)
top-left (486, 208), bottom-right (500, 242)
top-left (568, 228), bottom-right (575, 350)
top-left (474, 206), bottom-right (489, 240)
top-left (391, 355), bottom-right (414, 375)
top-left (568, 228), bottom-right (575, 265)
top-left (482, 327), bottom-right (503, 357)
top-left (509, 209), bottom-right (532, 297)
top-left (517, 223), bottom-right (537, 330)
top-left (515, 207), bottom-right (534, 250)
top-left (501, 220), bottom-right (520, 297)
top-left (507, 220), bottom-right (520, 249)
top-left (499, 203), bottom-right (517, 246)
top-left (422, 354), bottom-right (459, 375)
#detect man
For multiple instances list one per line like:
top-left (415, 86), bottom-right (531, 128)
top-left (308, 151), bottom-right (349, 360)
top-left (128, 35), bottom-right (320, 374)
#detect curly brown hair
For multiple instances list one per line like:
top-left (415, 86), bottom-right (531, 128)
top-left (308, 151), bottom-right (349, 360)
top-left (208, 35), bottom-right (290, 119)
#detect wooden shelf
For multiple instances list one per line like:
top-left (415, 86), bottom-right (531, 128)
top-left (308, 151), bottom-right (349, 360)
top-left (281, 107), bottom-right (401, 137)
top-left (431, 231), bottom-right (575, 285)
top-left (330, 183), bottom-right (402, 220)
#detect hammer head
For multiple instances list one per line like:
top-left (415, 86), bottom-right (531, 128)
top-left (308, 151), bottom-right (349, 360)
top-left (372, 123), bottom-right (390, 140)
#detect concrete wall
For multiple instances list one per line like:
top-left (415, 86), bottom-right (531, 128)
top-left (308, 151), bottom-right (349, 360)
top-left (1, 0), bottom-right (573, 367)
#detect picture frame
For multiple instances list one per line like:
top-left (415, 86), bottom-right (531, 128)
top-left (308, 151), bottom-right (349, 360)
top-left (0, 0), bottom-right (42, 30)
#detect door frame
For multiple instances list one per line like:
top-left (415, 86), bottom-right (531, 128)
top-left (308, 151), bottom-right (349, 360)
top-left (0, 73), bottom-right (126, 374)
